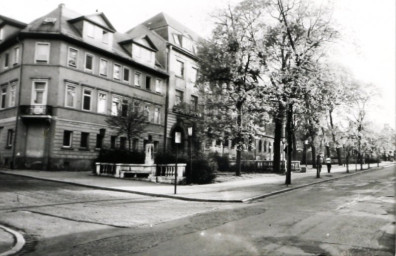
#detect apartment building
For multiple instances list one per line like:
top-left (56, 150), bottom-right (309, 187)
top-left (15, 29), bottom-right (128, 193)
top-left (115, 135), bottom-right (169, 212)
top-left (130, 13), bottom-right (274, 160)
top-left (0, 4), bottom-right (168, 170)
top-left (127, 13), bottom-right (202, 153)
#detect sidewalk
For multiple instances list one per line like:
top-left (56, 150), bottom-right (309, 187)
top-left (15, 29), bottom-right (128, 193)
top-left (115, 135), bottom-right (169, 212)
top-left (1, 162), bottom-right (394, 203)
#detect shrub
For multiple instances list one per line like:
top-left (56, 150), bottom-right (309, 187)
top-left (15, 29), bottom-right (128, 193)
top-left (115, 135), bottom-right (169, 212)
top-left (212, 153), bottom-right (230, 172)
top-left (95, 149), bottom-right (145, 164)
top-left (187, 158), bottom-right (216, 184)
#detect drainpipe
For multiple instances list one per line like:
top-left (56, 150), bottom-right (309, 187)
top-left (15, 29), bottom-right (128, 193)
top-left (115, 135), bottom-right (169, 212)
top-left (163, 44), bottom-right (172, 153)
top-left (11, 36), bottom-right (24, 169)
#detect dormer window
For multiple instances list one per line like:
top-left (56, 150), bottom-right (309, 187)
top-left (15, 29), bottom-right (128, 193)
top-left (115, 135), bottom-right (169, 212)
top-left (132, 44), bottom-right (154, 66)
top-left (86, 22), bottom-right (94, 38)
top-left (102, 30), bottom-right (109, 44)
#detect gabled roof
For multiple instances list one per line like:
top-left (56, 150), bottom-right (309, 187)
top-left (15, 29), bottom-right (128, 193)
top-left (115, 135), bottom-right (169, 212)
top-left (68, 12), bottom-right (116, 32)
top-left (14, 4), bottom-right (167, 76)
top-left (119, 35), bottom-right (158, 52)
top-left (141, 12), bottom-right (201, 42)
top-left (0, 14), bottom-right (26, 28)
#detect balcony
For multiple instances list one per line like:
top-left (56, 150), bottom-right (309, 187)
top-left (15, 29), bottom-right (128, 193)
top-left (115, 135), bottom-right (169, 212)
top-left (172, 102), bottom-right (202, 118)
top-left (20, 105), bottom-right (53, 118)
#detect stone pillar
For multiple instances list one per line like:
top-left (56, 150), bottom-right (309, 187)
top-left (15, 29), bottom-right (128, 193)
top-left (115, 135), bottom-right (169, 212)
top-left (145, 143), bottom-right (154, 165)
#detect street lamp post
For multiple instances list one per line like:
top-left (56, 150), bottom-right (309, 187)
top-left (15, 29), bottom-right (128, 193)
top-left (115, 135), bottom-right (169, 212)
top-left (304, 140), bottom-right (309, 169)
top-left (174, 131), bottom-right (181, 194)
top-left (187, 127), bottom-right (193, 185)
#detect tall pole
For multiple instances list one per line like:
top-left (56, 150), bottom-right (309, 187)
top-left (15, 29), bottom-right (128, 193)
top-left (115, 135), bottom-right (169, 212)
top-left (188, 127), bottom-right (193, 185)
top-left (174, 131), bottom-right (181, 194)
top-left (174, 145), bottom-right (178, 194)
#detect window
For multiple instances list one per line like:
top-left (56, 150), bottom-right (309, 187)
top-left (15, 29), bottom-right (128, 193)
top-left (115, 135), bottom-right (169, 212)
top-left (133, 101), bottom-right (140, 112)
top-left (9, 83), bottom-right (16, 107)
top-left (155, 79), bottom-right (162, 93)
top-left (65, 84), bottom-right (76, 108)
top-left (113, 64), bottom-right (121, 80)
top-left (1, 86), bottom-right (7, 108)
top-left (63, 130), bottom-right (73, 148)
top-left (110, 136), bottom-right (116, 149)
top-left (258, 140), bottom-right (262, 152)
top-left (120, 137), bottom-right (127, 150)
top-left (175, 90), bottom-right (183, 106)
top-left (6, 129), bottom-right (13, 148)
top-left (175, 60), bottom-right (184, 78)
top-left (132, 139), bottom-right (138, 151)
top-left (144, 105), bottom-right (150, 121)
top-left (145, 76), bottom-right (151, 90)
top-left (0, 28), bottom-right (3, 41)
top-left (99, 59), bottom-right (108, 76)
top-left (82, 89), bottom-right (92, 111)
top-left (97, 92), bottom-right (107, 114)
top-left (85, 53), bottom-right (94, 72)
top-left (154, 107), bottom-right (160, 124)
top-left (121, 100), bottom-right (128, 117)
top-left (123, 67), bottom-right (130, 82)
top-left (102, 30), bottom-right (109, 44)
top-left (191, 67), bottom-right (198, 83)
top-left (134, 72), bottom-right (141, 86)
top-left (35, 42), bottom-right (50, 63)
top-left (13, 47), bottom-right (20, 65)
top-left (111, 96), bottom-right (120, 116)
top-left (173, 34), bottom-right (181, 46)
top-left (4, 53), bottom-right (9, 68)
top-left (86, 22), bottom-right (94, 38)
top-left (67, 48), bottom-right (78, 67)
top-left (190, 95), bottom-right (198, 111)
top-left (96, 134), bottom-right (103, 149)
top-left (80, 132), bottom-right (89, 148)
top-left (32, 81), bottom-right (47, 105)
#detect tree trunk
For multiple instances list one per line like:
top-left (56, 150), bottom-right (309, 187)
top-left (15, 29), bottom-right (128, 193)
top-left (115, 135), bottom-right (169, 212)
top-left (273, 103), bottom-right (284, 173)
top-left (311, 144), bottom-right (316, 168)
top-left (235, 103), bottom-right (243, 176)
top-left (292, 132), bottom-right (297, 160)
top-left (285, 103), bottom-right (293, 185)
top-left (329, 109), bottom-right (342, 165)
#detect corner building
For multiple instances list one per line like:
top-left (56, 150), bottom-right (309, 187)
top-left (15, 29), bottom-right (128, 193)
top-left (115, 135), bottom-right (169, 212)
top-left (0, 4), bottom-right (168, 170)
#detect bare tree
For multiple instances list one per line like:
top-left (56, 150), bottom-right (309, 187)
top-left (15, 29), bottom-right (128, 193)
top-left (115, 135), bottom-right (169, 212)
top-left (106, 102), bottom-right (148, 151)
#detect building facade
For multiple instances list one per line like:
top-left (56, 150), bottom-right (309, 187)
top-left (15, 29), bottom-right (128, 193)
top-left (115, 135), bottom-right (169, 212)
top-left (0, 4), bottom-right (168, 170)
top-left (0, 5), bottom-right (275, 171)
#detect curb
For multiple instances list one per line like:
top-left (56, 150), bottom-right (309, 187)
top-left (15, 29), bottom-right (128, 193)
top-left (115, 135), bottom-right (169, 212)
top-left (0, 171), bottom-right (243, 203)
top-left (242, 165), bottom-right (390, 203)
top-left (0, 225), bottom-right (25, 256)
top-left (0, 164), bottom-right (393, 204)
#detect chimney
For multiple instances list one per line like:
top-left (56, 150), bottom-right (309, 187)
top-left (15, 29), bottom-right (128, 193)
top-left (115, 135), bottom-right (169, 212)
top-left (59, 3), bottom-right (65, 8)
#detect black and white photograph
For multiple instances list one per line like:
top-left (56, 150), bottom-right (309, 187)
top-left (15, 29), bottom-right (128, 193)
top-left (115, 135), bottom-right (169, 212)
top-left (0, 0), bottom-right (394, 255)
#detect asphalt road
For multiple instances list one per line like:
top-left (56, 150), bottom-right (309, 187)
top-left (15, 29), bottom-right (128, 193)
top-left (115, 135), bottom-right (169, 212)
top-left (0, 165), bottom-right (395, 256)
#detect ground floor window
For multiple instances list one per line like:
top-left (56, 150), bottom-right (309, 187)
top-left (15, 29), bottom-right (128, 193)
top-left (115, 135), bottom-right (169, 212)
top-left (63, 130), bottom-right (73, 148)
top-left (80, 132), bottom-right (89, 148)
top-left (6, 129), bottom-right (13, 148)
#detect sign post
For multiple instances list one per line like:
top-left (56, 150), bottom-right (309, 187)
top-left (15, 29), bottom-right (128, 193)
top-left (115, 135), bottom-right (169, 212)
top-left (174, 131), bottom-right (181, 194)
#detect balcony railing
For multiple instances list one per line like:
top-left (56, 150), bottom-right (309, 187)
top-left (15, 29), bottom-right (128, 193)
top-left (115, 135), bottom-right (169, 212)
top-left (172, 102), bottom-right (202, 118)
top-left (20, 105), bottom-right (53, 116)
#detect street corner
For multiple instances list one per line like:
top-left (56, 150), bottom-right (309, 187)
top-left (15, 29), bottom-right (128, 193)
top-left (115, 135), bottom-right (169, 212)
top-left (0, 225), bottom-right (25, 256)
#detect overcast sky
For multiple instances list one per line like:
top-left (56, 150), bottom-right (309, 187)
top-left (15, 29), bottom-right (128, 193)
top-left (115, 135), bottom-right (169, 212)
top-left (2, 0), bottom-right (395, 129)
